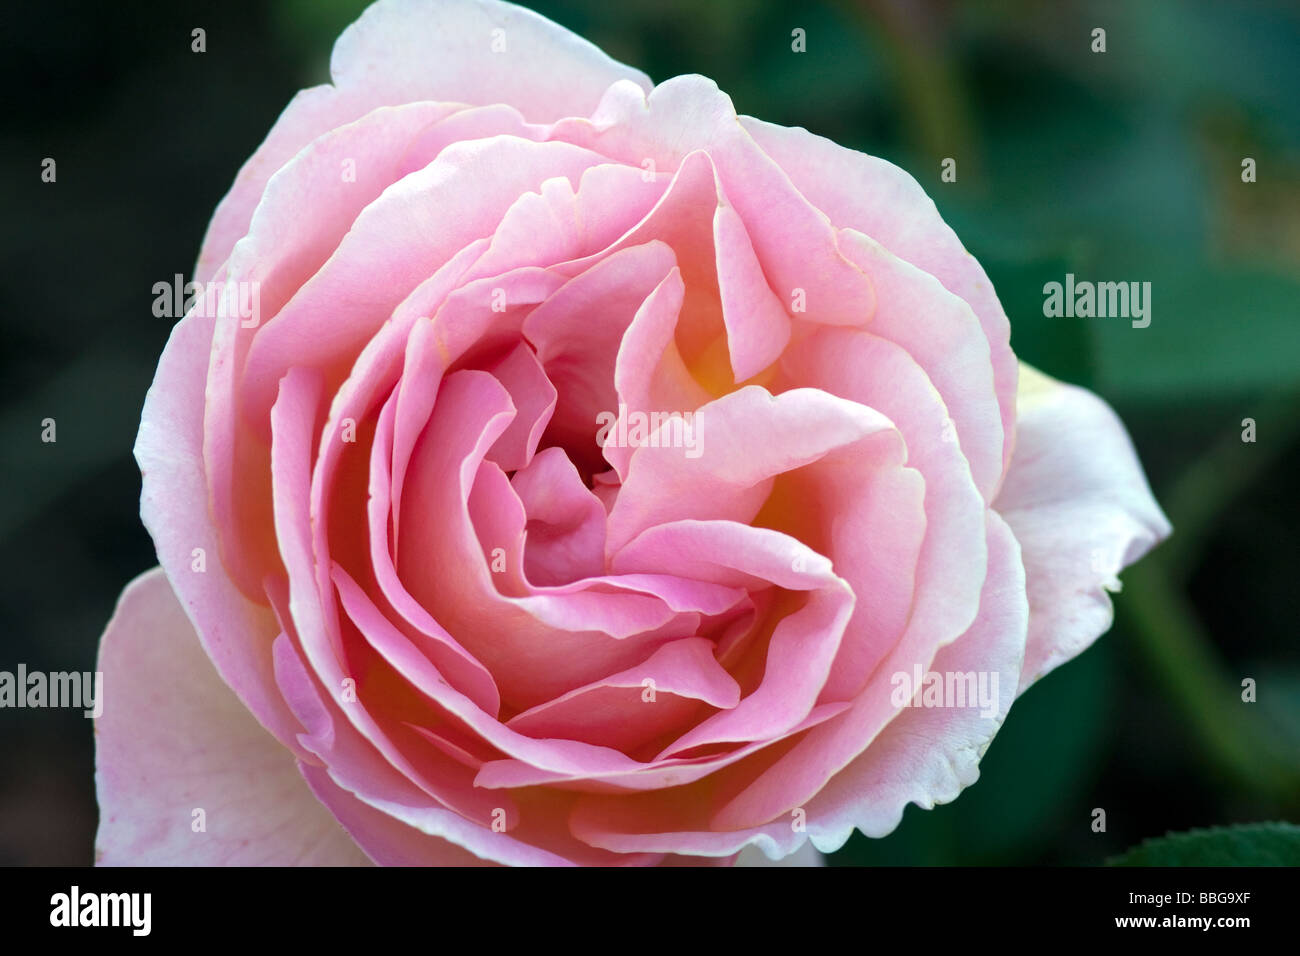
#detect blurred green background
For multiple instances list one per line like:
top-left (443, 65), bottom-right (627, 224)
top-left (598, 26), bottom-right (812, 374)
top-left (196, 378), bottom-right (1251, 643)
top-left (1, 0), bottom-right (1297, 864)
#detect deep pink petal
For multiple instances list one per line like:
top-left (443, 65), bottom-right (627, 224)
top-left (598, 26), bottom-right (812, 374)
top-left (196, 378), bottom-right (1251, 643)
top-left (511, 447), bottom-right (606, 585)
top-left (506, 638), bottom-right (740, 754)
top-left (483, 343), bottom-right (557, 472)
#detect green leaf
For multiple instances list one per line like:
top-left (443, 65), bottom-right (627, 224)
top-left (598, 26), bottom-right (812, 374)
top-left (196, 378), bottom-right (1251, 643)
top-left (1108, 823), bottom-right (1300, 866)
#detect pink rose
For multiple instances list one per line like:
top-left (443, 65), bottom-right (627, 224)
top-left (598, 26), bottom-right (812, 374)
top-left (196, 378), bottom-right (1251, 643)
top-left (95, 0), bottom-right (1169, 866)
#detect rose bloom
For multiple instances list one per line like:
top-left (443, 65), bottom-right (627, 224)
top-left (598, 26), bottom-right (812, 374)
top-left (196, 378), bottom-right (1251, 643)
top-left (95, 0), bottom-right (1170, 866)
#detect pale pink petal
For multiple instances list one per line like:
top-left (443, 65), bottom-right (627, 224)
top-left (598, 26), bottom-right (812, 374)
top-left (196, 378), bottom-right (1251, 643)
top-left (204, 153), bottom-right (547, 605)
top-left (269, 627), bottom-right (510, 828)
top-left (315, 774), bottom-right (658, 866)
top-left (329, 0), bottom-right (652, 123)
top-left (306, 240), bottom-right (490, 575)
top-left (780, 327), bottom-right (986, 697)
top-left (573, 806), bottom-right (800, 859)
top-left (394, 370), bottom-right (693, 707)
top-left (607, 266), bottom-right (712, 479)
top-left (713, 198), bottom-right (792, 380)
top-left (612, 520), bottom-right (856, 754)
top-left (605, 385), bottom-right (904, 556)
top-left (225, 101), bottom-right (459, 325)
top-left (197, 0), bottom-right (652, 281)
top-left (551, 151), bottom-right (715, 350)
top-left (390, 266), bottom-right (567, 533)
top-left (478, 701), bottom-right (850, 792)
top-left (462, 163), bottom-right (667, 282)
top-left (95, 569), bottom-right (371, 866)
top-left (835, 230), bottom-right (1004, 500)
top-left (197, 103), bottom-right (461, 595)
top-left (300, 764), bottom-right (495, 866)
top-left (576, 513), bottom-right (1026, 857)
top-left (551, 77), bottom-right (875, 325)
top-left (742, 115), bottom-right (1018, 482)
top-left (393, 102), bottom-right (546, 178)
top-left (656, 585), bottom-right (853, 756)
top-left (295, 718), bottom-right (588, 866)
top-left (135, 308), bottom-right (303, 752)
top-left (269, 369), bottom-right (504, 826)
top-left (239, 136), bottom-right (607, 426)
top-left (523, 241), bottom-right (680, 472)
top-left (798, 511), bottom-right (1028, 849)
top-left (284, 641), bottom-right (668, 867)
top-left (333, 565), bottom-right (685, 779)
top-left (706, 501), bottom-right (998, 829)
top-left (467, 457), bottom-right (530, 593)
top-left (612, 519), bottom-right (838, 592)
top-left (994, 364), bottom-right (1171, 691)
top-left (356, 374), bottom-right (504, 714)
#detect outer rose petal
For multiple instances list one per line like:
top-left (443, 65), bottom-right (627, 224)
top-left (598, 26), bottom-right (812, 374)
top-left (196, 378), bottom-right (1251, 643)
top-left (196, 0), bottom-right (653, 282)
top-left (329, 0), bottom-right (652, 121)
top-left (739, 115), bottom-right (1018, 485)
top-left (94, 568), bottom-right (371, 865)
top-left (994, 363), bottom-right (1172, 691)
top-left (136, 307), bottom-right (305, 755)
top-left (798, 512), bottom-right (1027, 850)
top-left (298, 764), bottom-right (496, 866)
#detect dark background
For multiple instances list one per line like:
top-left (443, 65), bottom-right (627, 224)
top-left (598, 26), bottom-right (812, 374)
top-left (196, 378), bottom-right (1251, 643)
top-left (2, 0), bottom-right (1297, 865)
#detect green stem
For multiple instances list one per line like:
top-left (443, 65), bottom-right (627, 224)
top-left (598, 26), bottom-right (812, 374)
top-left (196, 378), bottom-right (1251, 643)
top-left (1159, 388), bottom-right (1300, 582)
top-left (1119, 391), bottom-right (1300, 810)
top-left (1122, 556), bottom-right (1300, 808)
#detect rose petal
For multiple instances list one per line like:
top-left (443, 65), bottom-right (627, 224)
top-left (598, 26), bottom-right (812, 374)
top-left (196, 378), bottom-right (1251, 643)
top-left (94, 568), bottom-right (371, 866)
top-left (240, 136), bottom-right (608, 427)
top-left (505, 638), bottom-right (740, 754)
top-left (510, 447), bottom-right (606, 585)
top-left (483, 343), bottom-right (557, 472)
top-left (299, 763), bottom-right (494, 866)
top-left (607, 265), bottom-right (713, 479)
top-left (197, 0), bottom-right (652, 281)
top-left (742, 115), bottom-right (1018, 483)
top-left (551, 77), bottom-right (876, 325)
top-left (135, 308), bottom-right (304, 753)
top-left (605, 385), bottom-right (905, 557)
top-left (798, 511), bottom-right (1027, 849)
top-left (780, 326), bottom-right (986, 697)
top-left (994, 363), bottom-right (1171, 691)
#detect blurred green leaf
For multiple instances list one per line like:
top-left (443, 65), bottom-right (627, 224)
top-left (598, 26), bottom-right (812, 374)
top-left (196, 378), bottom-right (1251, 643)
top-left (1108, 823), bottom-right (1300, 866)
top-left (1089, 270), bottom-right (1300, 401)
